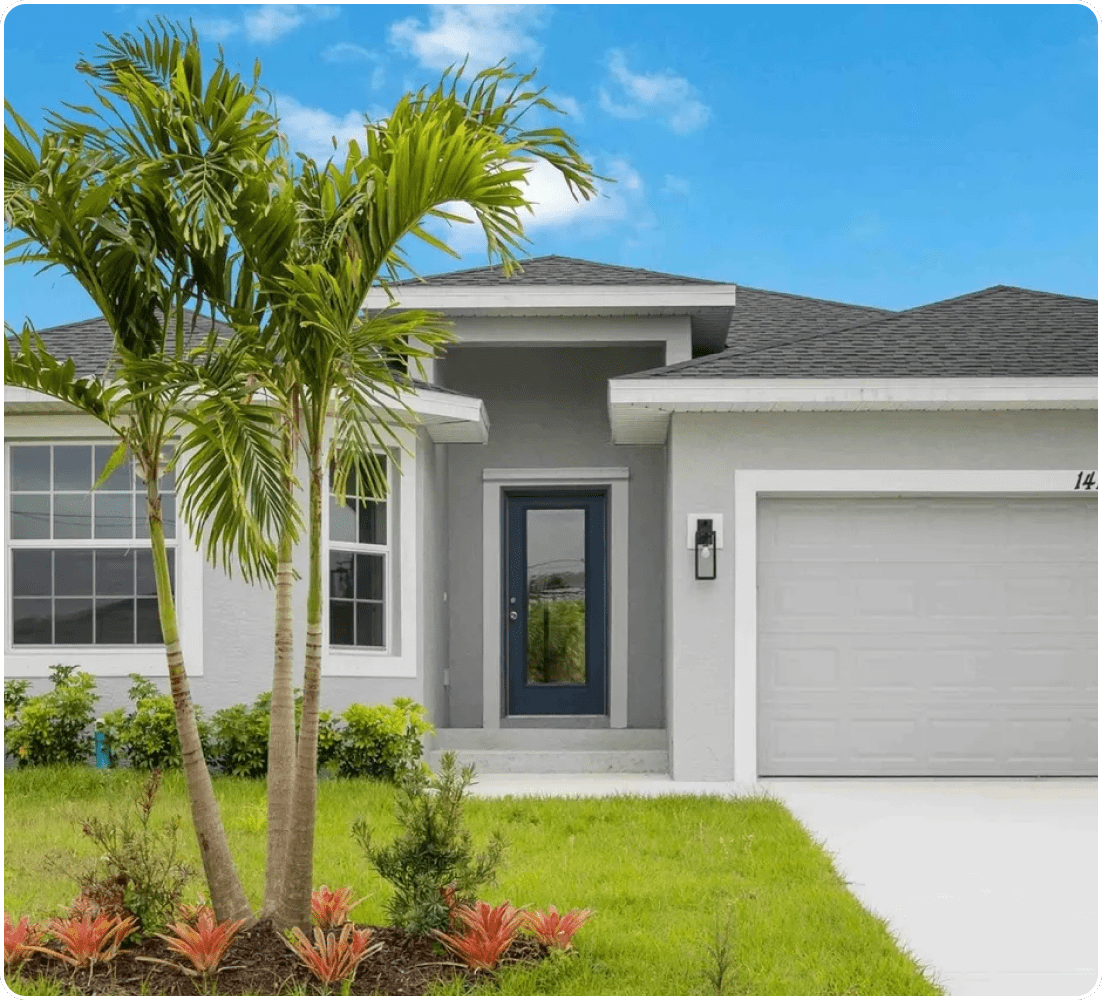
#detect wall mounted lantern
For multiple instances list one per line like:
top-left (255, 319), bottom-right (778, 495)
top-left (694, 517), bottom-right (717, 580)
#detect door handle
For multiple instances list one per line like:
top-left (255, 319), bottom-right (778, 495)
top-left (509, 610), bottom-right (518, 621)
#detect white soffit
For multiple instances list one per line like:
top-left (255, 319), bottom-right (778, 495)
top-left (608, 377), bottom-right (1100, 444)
top-left (364, 283), bottom-right (737, 315)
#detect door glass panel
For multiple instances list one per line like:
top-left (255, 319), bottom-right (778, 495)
top-left (526, 508), bottom-right (586, 685)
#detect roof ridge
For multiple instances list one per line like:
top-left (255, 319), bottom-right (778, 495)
top-left (393, 254), bottom-right (726, 286)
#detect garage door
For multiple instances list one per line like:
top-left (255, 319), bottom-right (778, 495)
top-left (758, 497), bottom-right (1097, 776)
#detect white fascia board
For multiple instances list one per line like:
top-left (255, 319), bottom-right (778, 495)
top-left (608, 376), bottom-right (1098, 444)
top-left (400, 387), bottom-right (488, 444)
top-left (364, 284), bottom-right (737, 314)
top-left (611, 376), bottom-right (1098, 408)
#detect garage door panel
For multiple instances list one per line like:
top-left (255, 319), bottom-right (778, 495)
top-left (758, 497), bottom-right (1097, 777)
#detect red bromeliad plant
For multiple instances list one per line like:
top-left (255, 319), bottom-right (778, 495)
top-left (285, 923), bottom-right (378, 985)
top-left (432, 900), bottom-right (528, 972)
top-left (310, 885), bottom-right (363, 930)
top-left (523, 905), bottom-right (594, 950)
top-left (157, 910), bottom-right (247, 975)
top-left (4, 912), bottom-right (44, 969)
top-left (32, 913), bottom-right (138, 968)
top-left (177, 897), bottom-right (216, 927)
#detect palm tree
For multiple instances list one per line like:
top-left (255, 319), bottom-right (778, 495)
top-left (231, 65), bottom-right (601, 928)
top-left (4, 21), bottom-right (295, 923)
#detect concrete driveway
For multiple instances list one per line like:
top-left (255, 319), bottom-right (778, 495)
top-left (761, 779), bottom-right (1098, 997)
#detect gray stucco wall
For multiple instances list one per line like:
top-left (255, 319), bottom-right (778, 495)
top-left (666, 408), bottom-right (1100, 780)
top-left (437, 340), bottom-right (668, 729)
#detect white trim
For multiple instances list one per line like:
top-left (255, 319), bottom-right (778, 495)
top-left (731, 468), bottom-right (1100, 784)
top-left (610, 377), bottom-right (1099, 443)
top-left (403, 387), bottom-right (489, 444)
top-left (433, 315), bottom-right (694, 369)
top-left (4, 428), bottom-right (203, 678)
top-left (484, 467), bottom-right (630, 482)
top-left (321, 430), bottom-right (418, 679)
top-left (365, 283), bottom-right (737, 313)
top-left (481, 469), bottom-right (630, 730)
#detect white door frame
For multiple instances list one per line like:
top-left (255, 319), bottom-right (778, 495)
top-left (732, 468), bottom-right (1098, 784)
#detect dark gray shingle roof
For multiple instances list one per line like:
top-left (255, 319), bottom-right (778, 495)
top-left (20, 311), bottom-right (229, 379)
top-left (629, 285), bottom-right (1098, 379)
top-left (396, 254), bottom-right (725, 287)
top-left (722, 285), bottom-right (893, 350)
top-left (20, 313), bottom-right (446, 395)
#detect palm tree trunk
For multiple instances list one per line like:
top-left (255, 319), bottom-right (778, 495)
top-left (273, 437), bottom-right (324, 930)
top-left (261, 512), bottom-right (297, 918)
top-left (147, 480), bottom-right (253, 924)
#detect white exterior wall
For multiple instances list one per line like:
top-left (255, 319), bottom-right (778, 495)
top-left (667, 408), bottom-right (1099, 781)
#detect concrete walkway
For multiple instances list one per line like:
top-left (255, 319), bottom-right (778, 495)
top-left (469, 774), bottom-right (1099, 997)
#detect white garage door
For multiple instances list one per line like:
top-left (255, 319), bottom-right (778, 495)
top-left (758, 497), bottom-right (1097, 776)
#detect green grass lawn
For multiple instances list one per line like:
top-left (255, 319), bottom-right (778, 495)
top-left (4, 766), bottom-right (942, 995)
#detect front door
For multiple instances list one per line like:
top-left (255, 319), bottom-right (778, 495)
top-left (504, 491), bottom-right (607, 716)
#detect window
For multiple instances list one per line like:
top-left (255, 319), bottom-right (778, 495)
top-left (328, 462), bottom-right (389, 649)
top-left (8, 443), bottom-right (175, 647)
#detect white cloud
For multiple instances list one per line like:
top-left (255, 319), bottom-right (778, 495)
top-left (322, 42), bottom-right (376, 64)
top-left (662, 174), bottom-right (690, 196)
top-left (389, 5), bottom-right (545, 71)
top-left (598, 50), bottom-right (710, 134)
top-left (275, 96), bottom-right (378, 162)
top-left (193, 17), bottom-right (238, 43)
top-left (321, 41), bottom-right (386, 88)
top-left (426, 154), bottom-right (649, 254)
top-left (243, 5), bottom-right (339, 43)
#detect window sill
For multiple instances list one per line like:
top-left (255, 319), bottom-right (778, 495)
top-left (322, 647), bottom-right (416, 679)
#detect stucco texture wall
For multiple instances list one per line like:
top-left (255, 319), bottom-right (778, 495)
top-left (437, 339), bottom-right (668, 729)
top-left (667, 408), bottom-right (1099, 780)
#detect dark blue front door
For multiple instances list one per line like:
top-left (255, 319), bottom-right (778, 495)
top-left (504, 491), bottom-right (607, 716)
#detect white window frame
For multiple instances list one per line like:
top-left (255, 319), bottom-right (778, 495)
top-left (321, 429), bottom-right (418, 679)
top-left (4, 421), bottom-right (203, 678)
top-left (325, 456), bottom-right (392, 653)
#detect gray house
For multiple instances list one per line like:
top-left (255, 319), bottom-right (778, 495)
top-left (6, 256), bottom-right (1098, 781)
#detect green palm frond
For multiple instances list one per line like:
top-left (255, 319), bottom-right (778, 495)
top-left (3, 326), bottom-right (126, 428)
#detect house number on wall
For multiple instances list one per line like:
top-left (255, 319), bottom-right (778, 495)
top-left (1073, 471), bottom-right (1097, 490)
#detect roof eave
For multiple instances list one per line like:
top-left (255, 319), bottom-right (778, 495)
top-left (608, 376), bottom-right (1099, 444)
top-left (364, 284), bottom-right (736, 355)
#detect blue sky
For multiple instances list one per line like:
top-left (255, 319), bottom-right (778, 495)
top-left (2, 3), bottom-right (1097, 330)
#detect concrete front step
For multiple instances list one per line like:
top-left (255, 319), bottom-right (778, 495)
top-left (425, 748), bottom-right (669, 775)
top-left (426, 728), bottom-right (669, 774)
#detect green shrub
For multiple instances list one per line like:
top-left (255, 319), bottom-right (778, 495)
top-left (75, 769), bottom-right (194, 937)
top-left (317, 708), bottom-right (342, 773)
top-left (98, 674), bottom-right (212, 770)
top-left (332, 696), bottom-right (434, 781)
top-left (353, 751), bottom-right (505, 935)
top-left (4, 665), bottom-right (98, 767)
top-left (208, 693), bottom-right (277, 778)
top-left (4, 678), bottom-right (31, 719)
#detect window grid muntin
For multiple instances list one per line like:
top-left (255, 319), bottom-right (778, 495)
top-left (328, 460), bottom-right (390, 651)
top-left (7, 442), bottom-right (176, 649)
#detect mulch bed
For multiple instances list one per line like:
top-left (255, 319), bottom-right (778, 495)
top-left (14, 920), bottom-right (549, 995)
